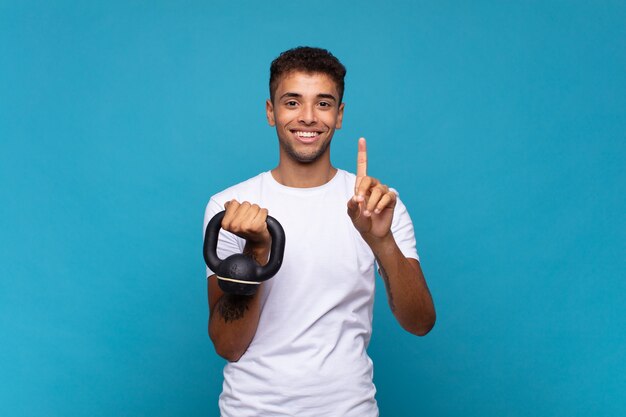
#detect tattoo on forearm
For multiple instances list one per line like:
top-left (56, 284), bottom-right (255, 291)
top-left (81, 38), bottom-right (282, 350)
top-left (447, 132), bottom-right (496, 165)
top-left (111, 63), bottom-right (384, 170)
top-left (377, 259), bottom-right (396, 312)
top-left (215, 294), bottom-right (252, 323)
top-left (243, 247), bottom-right (266, 266)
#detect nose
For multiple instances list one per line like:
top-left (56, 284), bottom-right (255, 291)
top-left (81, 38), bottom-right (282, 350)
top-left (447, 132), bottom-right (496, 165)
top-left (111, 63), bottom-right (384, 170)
top-left (298, 104), bottom-right (317, 125)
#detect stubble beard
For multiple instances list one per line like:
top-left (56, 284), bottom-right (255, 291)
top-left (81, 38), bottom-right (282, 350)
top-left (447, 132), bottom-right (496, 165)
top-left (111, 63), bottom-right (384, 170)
top-left (279, 135), bottom-right (332, 164)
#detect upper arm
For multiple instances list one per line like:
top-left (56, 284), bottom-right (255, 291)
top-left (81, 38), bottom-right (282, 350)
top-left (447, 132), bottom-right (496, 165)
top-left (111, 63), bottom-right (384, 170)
top-left (204, 198), bottom-right (230, 318)
top-left (390, 194), bottom-right (419, 262)
top-left (406, 257), bottom-right (421, 275)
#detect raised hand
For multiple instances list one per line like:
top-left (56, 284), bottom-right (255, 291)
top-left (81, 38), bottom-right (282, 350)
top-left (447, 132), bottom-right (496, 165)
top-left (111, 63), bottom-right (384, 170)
top-left (347, 138), bottom-right (397, 240)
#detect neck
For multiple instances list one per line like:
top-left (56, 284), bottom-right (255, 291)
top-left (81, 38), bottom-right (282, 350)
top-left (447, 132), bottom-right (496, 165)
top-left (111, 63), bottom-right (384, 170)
top-left (271, 156), bottom-right (337, 188)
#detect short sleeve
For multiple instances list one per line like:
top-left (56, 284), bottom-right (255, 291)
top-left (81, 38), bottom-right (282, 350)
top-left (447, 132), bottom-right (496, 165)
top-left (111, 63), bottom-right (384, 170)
top-left (390, 190), bottom-right (419, 262)
top-left (203, 198), bottom-right (245, 278)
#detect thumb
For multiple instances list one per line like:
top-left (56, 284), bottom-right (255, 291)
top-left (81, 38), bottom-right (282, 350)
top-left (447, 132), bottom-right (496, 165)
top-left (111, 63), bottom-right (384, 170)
top-left (346, 196), bottom-right (361, 221)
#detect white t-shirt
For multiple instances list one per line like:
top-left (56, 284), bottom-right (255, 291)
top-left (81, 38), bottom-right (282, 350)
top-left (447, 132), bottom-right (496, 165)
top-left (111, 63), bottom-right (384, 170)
top-left (203, 169), bottom-right (418, 417)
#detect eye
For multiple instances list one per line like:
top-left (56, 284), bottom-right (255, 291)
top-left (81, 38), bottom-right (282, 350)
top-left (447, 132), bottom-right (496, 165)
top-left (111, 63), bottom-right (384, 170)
top-left (285, 100), bottom-right (298, 107)
top-left (318, 101), bottom-right (332, 108)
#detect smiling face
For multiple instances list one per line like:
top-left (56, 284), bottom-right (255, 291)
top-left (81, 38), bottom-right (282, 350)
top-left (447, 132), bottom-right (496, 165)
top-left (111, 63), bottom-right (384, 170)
top-left (266, 71), bottom-right (344, 164)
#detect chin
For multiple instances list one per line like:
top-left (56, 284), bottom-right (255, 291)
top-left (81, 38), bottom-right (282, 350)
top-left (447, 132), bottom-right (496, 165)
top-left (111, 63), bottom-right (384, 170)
top-left (289, 151), bottom-right (322, 164)
top-left (281, 141), bottom-right (330, 164)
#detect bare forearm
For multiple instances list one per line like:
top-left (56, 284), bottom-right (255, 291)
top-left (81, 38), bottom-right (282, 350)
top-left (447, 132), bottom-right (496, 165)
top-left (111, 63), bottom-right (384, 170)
top-left (367, 235), bottom-right (436, 335)
top-left (208, 241), bottom-right (269, 361)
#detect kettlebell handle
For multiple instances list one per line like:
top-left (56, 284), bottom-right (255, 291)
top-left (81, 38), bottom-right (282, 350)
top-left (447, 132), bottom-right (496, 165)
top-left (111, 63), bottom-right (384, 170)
top-left (203, 210), bottom-right (286, 283)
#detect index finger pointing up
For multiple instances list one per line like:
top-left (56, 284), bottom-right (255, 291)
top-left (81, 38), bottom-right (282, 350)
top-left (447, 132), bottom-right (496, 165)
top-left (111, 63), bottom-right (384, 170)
top-left (356, 137), bottom-right (367, 179)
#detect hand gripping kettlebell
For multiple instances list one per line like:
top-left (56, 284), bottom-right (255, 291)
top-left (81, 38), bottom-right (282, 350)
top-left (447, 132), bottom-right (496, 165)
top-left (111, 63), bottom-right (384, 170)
top-left (203, 210), bottom-right (286, 296)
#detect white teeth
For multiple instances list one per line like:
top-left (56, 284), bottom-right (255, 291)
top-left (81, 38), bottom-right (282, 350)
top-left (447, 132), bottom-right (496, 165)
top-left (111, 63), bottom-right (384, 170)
top-left (295, 131), bottom-right (318, 138)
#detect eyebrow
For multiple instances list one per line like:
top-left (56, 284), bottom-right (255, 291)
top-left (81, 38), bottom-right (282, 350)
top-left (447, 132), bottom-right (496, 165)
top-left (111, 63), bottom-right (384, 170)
top-left (280, 92), bottom-right (338, 102)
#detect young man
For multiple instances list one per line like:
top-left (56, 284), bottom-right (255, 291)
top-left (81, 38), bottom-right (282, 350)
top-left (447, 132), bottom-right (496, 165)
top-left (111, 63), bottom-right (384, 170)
top-left (203, 47), bottom-right (435, 416)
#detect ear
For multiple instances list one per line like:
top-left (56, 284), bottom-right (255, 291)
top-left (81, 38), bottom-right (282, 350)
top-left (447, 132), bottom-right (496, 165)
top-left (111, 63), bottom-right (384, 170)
top-left (335, 102), bottom-right (345, 129)
top-left (266, 99), bottom-right (275, 126)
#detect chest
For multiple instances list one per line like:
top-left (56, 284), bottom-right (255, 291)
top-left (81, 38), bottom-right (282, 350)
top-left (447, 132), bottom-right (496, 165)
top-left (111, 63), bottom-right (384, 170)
top-left (258, 192), bottom-right (375, 296)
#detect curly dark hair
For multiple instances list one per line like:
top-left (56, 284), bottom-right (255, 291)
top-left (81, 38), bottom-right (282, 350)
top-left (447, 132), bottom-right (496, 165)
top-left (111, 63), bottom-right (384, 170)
top-left (269, 46), bottom-right (347, 103)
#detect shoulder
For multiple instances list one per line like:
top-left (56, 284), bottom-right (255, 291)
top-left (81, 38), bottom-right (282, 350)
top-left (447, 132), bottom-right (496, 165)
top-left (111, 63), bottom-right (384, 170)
top-left (336, 168), bottom-right (356, 183)
top-left (208, 172), bottom-right (269, 206)
top-left (334, 169), bottom-right (357, 190)
top-left (203, 172), bottom-right (270, 221)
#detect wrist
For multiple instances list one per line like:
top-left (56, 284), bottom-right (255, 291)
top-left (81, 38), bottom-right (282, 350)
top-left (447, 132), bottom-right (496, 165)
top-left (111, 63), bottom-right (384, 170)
top-left (243, 240), bottom-right (271, 266)
top-left (362, 232), bottom-right (395, 254)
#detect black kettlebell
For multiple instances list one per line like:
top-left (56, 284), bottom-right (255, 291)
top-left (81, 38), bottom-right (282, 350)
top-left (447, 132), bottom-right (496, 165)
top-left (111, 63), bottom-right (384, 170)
top-left (203, 210), bottom-right (286, 296)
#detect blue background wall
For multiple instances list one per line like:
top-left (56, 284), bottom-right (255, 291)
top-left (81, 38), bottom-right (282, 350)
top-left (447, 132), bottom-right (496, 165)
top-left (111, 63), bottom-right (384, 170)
top-left (1, 1), bottom-right (624, 416)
